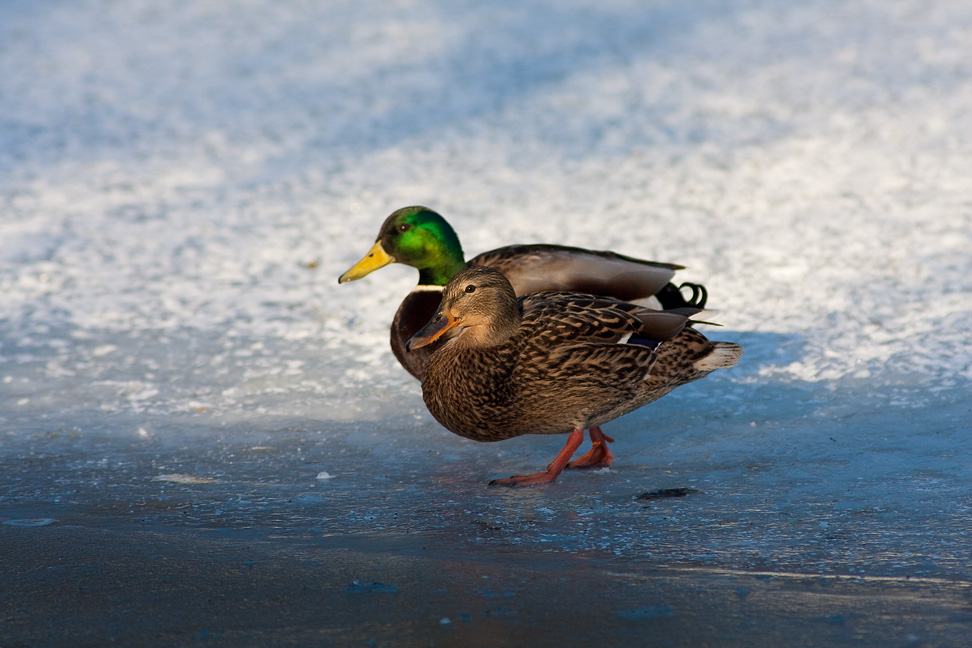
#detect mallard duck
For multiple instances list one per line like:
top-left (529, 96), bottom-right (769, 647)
top-left (406, 266), bottom-right (742, 486)
top-left (338, 206), bottom-right (708, 380)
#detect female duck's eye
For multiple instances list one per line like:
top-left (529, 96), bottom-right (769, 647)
top-left (398, 223), bottom-right (411, 233)
top-left (465, 284), bottom-right (476, 293)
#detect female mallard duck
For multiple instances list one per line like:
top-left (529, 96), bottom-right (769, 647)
top-left (338, 206), bottom-right (708, 380)
top-left (407, 266), bottom-right (742, 486)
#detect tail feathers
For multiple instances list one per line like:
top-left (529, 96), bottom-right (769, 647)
top-left (678, 282), bottom-right (708, 310)
top-left (695, 342), bottom-right (743, 372)
top-left (652, 282), bottom-right (708, 317)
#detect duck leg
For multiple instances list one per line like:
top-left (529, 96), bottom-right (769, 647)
top-left (566, 427), bottom-right (615, 469)
top-left (489, 429), bottom-right (585, 487)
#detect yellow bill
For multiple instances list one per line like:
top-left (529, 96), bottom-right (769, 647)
top-left (338, 241), bottom-right (395, 283)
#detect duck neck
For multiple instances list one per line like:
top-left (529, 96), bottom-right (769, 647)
top-left (417, 254), bottom-right (466, 287)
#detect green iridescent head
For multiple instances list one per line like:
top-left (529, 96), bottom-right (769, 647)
top-left (338, 206), bottom-right (466, 286)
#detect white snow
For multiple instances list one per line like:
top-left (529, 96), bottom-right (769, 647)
top-left (1, 0), bottom-right (970, 583)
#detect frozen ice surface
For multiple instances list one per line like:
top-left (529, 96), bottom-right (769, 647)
top-left (1, 0), bottom-right (971, 645)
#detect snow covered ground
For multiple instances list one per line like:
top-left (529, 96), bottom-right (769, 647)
top-left (2, 0), bottom-right (971, 645)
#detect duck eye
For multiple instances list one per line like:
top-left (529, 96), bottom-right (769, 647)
top-left (398, 223), bottom-right (411, 233)
top-left (465, 284), bottom-right (476, 294)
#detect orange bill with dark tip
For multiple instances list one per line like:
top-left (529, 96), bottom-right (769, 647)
top-left (406, 309), bottom-right (462, 351)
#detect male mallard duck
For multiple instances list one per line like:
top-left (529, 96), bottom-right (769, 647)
top-left (407, 266), bottom-right (742, 486)
top-left (338, 206), bottom-right (707, 380)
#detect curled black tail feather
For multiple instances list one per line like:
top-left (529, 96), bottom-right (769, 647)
top-left (678, 282), bottom-right (708, 309)
top-left (655, 281), bottom-right (708, 311)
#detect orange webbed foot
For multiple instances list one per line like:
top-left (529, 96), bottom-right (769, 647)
top-left (566, 427), bottom-right (615, 469)
top-left (489, 471), bottom-right (562, 487)
top-left (489, 429), bottom-right (584, 487)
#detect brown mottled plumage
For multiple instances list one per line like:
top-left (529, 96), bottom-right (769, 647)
top-left (408, 266), bottom-right (742, 487)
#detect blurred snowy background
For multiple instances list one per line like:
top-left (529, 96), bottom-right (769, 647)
top-left (2, 0), bottom-right (971, 632)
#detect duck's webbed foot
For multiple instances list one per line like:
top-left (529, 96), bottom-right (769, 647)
top-left (489, 429), bottom-right (584, 487)
top-left (566, 427), bottom-right (615, 469)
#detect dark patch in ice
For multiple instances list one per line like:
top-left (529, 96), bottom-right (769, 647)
top-left (636, 488), bottom-right (700, 500)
